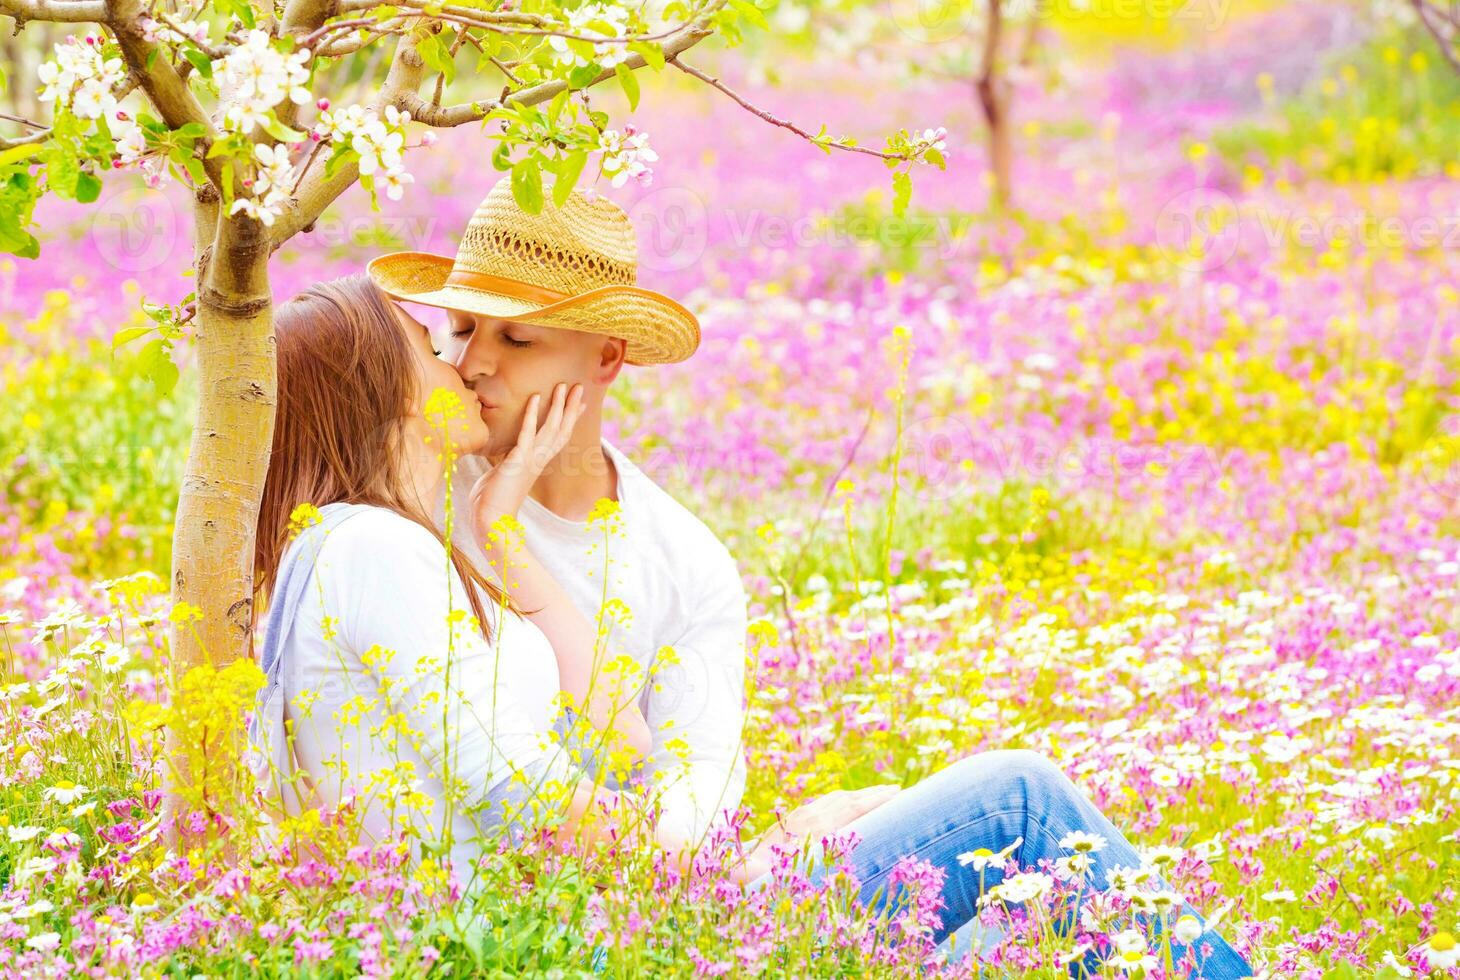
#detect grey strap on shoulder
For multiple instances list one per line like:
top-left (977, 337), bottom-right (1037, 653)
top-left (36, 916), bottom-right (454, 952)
top-left (246, 502), bottom-right (366, 818)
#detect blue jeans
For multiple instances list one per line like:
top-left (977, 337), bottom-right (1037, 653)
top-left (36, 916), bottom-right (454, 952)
top-left (756, 750), bottom-right (1252, 978)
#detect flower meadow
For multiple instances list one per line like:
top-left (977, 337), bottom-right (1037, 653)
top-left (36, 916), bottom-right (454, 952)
top-left (2, 2), bottom-right (1460, 976)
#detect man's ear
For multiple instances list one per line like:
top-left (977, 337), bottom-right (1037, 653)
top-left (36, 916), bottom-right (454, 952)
top-left (597, 336), bottom-right (627, 384)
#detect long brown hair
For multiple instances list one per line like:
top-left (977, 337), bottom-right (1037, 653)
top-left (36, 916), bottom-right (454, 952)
top-left (254, 272), bottom-right (505, 640)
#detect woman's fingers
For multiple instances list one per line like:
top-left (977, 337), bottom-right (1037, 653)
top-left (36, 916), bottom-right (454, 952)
top-left (539, 382), bottom-right (568, 438)
top-left (516, 393), bottom-right (541, 455)
top-left (537, 383), bottom-right (584, 456)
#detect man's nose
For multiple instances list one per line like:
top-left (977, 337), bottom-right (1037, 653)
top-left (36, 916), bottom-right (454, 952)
top-left (455, 332), bottom-right (496, 380)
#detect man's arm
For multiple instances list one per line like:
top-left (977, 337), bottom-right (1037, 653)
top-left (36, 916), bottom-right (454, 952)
top-left (641, 540), bottom-right (750, 845)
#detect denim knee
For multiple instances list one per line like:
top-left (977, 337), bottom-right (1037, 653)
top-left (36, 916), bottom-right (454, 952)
top-left (969, 749), bottom-right (1069, 798)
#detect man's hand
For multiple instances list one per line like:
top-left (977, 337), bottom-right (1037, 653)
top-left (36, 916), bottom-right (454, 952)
top-left (759, 784), bottom-right (903, 850)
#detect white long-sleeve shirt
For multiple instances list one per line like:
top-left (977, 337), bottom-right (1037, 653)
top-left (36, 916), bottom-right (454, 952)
top-left (275, 504), bottom-right (577, 875)
top-left (440, 439), bottom-right (750, 845)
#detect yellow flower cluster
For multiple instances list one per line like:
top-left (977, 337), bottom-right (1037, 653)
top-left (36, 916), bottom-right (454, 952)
top-left (166, 659), bottom-right (267, 811)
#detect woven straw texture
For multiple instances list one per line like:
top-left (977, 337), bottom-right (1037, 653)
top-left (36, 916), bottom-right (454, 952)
top-left (367, 176), bottom-right (699, 365)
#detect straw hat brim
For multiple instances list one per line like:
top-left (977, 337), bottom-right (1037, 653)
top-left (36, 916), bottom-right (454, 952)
top-left (366, 251), bottom-right (700, 366)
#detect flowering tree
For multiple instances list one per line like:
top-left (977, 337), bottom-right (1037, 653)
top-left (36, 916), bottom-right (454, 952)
top-left (0, 0), bottom-right (944, 772)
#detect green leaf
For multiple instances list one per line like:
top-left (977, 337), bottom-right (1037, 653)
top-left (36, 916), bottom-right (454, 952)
top-left (892, 170), bottom-right (912, 217)
top-left (214, 0), bottom-right (256, 29)
top-left (219, 161), bottom-right (235, 208)
top-left (175, 122), bottom-right (208, 140)
top-left (112, 325), bottom-right (155, 351)
top-left (0, 220), bottom-right (40, 259)
top-left (324, 145), bottom-right (357, 180)
top-left (567, 63), bottom-right (601, 90)
top-left (728, 0), bottom-right (769, 30)
top-left (615, 62), bottom-right (640, 111)
top-left (418, 32), bottom-right (457, 85)
top-left (359, 173), bottom-right (381, 212)
top-left (0, 144), bottom-right (42, 168)
top-left (42, 140), bottom-right (80, 202)
top-left (173, 149), bottom-right (206, 185)
top-left (511, 155), bottom-right (543, 214)
top-left (482, 106), bottom-right (521, 127)
top-left (631, 40), bottom-right (665, 71)
top-left (492, 141), bottom-right (514, 172)
top-left (137, 339), bottom-right (180, 395)
top-left (182, 47), bottom-right (213, 79)
top-left (552, 150), bottom-right (587, 208)
top-left (924, 146), bottom-right (946, 170)
top-left (261, 115), bottom-right (307, 143)
top-left (74, 170), bottom-right (102, 203)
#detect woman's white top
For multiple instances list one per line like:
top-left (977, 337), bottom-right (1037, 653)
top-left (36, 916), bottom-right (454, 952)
top-left (271, 503), bottom-right (575, 875)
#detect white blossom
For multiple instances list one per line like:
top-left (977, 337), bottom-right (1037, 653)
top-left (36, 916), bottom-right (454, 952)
top-left (549, 3), bottom-right (632, 69)
top-left (38, 36), bottom-right (127, 123)
top-left (600, 125), bottom-right (657, 188)
top-left (218, 30), bottom-right (312, 136)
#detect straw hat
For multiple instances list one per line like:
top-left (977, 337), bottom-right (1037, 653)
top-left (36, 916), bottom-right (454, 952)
top-left (366, 175), bottom-right (699, 365)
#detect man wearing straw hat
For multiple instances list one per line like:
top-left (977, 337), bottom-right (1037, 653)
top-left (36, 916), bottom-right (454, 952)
top-left (367, 175), bottom-right (747, 846)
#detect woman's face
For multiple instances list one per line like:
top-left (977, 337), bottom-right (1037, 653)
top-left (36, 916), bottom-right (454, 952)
top-left (389, 301), bottom-right (491, 456)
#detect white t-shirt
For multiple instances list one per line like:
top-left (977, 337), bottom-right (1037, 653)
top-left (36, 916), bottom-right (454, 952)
top-left (274, 504), bottom-right (575, 877)
top-left (440, 440), bottom-right (749, 845)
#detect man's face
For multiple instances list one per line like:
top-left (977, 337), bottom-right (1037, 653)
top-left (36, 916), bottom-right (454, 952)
top-left (441, 308), bottom-right (620, 458)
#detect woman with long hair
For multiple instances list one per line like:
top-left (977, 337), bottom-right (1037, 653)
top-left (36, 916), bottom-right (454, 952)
top-left (248, 272), bottom-right (646, 876)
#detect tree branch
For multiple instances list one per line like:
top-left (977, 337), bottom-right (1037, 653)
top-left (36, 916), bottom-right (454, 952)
top-left (267, 29), bottom-right (429, 247)
top-left (106, 2), bottom-right (208, 128)
top-left (0, 0), bottom-right (105, 23)
top-left (339, 0), bottom-right (549, 28)
top-left (277, 0), bottom-right (342, 128)
top-left (668, 57), bottom-right (910, 162)
top-left (270, 12), bottom-right (718, 248)
top-left (281, 0), bottom-right (340, 39)
top-left (0, 127), bottom-right (51, 149)
top-left (1410, 0), bottom-right (1460, 75)
top-left (978, 0), bottom-right (1002, 88)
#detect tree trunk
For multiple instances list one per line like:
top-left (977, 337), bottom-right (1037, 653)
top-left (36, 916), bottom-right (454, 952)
top-left (166, 192), bottom-right (275, 820)
top-left (978, 83), bottom-right (1012, 211)
top-left (976, 0), bottom-right (1012, 211)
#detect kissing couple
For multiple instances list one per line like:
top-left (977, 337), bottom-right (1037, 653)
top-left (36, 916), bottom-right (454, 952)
top-left (247, 175), bottom-right (1252, 976)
